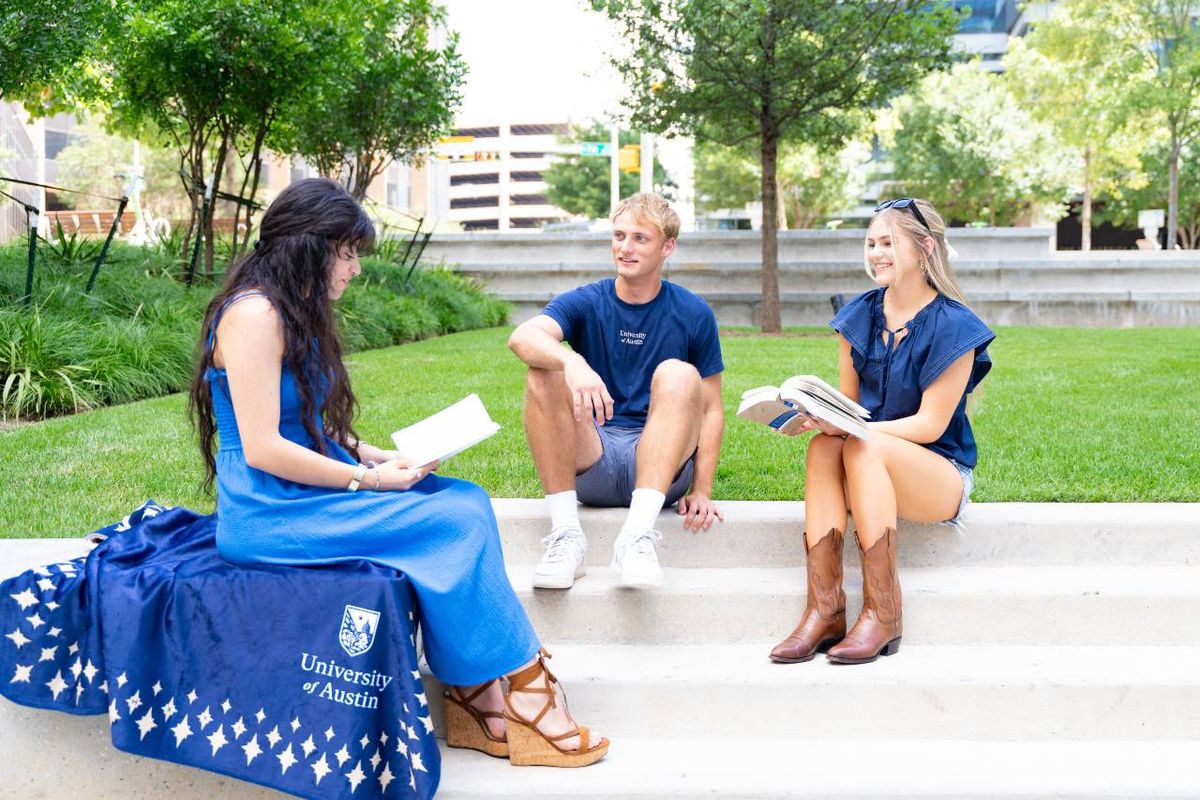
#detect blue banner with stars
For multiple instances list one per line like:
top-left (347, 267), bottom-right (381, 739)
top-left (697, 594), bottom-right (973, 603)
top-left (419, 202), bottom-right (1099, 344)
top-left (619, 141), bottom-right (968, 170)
top-left (1, 502), bottom-right (440, 799)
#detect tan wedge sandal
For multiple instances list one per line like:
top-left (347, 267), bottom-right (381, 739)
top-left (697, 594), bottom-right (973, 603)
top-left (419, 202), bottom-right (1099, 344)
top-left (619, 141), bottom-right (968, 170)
top-left (444, 680), bottom-right (509, 758)
top-left (503, 649), bottom-right (609, 768)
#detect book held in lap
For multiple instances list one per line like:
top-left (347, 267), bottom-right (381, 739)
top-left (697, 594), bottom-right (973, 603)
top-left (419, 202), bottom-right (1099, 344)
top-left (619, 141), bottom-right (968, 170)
top-left (737, 375), bottom-right (870, 440)
top-left (391, 393), bottom-right (501, 467)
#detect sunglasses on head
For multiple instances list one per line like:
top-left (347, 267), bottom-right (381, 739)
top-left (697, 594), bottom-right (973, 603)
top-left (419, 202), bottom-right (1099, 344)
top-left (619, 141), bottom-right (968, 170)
top-left (874, 198), bottom-right (931, 232)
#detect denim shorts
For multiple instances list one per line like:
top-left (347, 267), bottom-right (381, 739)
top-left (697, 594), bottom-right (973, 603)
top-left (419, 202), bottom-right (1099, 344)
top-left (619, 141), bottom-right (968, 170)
top-left (947, 458), bottom-right (974, 527)
top-left (574, 424), bottom-right (695, 508)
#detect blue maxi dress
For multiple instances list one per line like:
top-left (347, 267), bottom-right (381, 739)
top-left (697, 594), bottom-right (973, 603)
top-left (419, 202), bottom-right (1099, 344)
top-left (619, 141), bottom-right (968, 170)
top-left (207, 299), bottom-right (540, 688)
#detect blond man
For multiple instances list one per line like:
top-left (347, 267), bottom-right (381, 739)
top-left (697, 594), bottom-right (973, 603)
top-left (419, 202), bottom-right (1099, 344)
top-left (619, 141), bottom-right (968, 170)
top-left (508, 193), bottom-right (725, 590)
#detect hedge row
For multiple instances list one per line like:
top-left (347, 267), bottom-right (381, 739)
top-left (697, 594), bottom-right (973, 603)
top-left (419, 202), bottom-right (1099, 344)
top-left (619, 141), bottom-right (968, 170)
top-left (0, 244), bottom-right (509, 420)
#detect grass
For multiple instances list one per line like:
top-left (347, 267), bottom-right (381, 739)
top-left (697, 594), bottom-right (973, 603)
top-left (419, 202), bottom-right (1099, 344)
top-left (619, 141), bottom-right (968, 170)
top-left (1, 325), bottom-right (1197, 538)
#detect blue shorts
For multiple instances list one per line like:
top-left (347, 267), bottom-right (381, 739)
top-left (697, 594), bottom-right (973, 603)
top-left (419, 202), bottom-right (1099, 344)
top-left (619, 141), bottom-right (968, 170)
top-left (947, 458), bottom-right (974, 526)
top-left (574, 425), bottom-right (695, 508)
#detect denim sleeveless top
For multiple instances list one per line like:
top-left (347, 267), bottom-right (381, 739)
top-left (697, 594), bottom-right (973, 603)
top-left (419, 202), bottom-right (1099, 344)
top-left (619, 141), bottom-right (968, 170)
top-left (831, 287), bottom-right (995, 468)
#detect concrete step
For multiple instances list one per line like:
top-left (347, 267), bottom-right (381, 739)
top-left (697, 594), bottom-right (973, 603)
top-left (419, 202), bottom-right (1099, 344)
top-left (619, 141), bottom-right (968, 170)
top-left (509, 564), bottom-right (1200, 647)
top-left (3, 703), bottom-right (1195, 799)
top-left (493, 501), bottom-right (1200, 569)
top-left (438, 737), bottom-right (1200, 799)
top-left (4, 504), bottom-right (1195, 579)
top-left (421, 644), bottom-right (1200, 741)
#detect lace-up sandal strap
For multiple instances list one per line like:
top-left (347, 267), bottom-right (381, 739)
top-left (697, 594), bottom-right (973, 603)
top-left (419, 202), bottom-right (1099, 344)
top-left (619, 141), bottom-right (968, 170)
top-left (447, 678), bottom-right (498, 706)
top-left (507, 649), bottom-right (557, 692)
top-left (544, 725), bottom-right (589, 752)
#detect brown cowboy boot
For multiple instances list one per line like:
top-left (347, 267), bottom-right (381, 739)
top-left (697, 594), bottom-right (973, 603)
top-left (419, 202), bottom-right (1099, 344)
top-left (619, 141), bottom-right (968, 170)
top-left (827, 527), bottom-right (902, 664)
top-left (769, 528), bottom-right (847, 663)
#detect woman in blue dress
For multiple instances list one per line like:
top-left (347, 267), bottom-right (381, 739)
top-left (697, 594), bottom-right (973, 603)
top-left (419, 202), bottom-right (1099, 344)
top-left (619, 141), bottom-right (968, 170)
top-left (768, 198), bottom-right (995, 666)
top-left (188, 178), bottom-right (607, 768)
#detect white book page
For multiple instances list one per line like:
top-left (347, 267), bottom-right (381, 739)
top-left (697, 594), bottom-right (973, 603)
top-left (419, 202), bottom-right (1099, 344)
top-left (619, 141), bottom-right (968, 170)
top-left (390, 394), bottom-right (501, 468)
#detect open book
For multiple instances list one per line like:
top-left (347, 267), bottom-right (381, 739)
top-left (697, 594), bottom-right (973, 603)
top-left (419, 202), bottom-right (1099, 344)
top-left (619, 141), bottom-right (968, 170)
top-left (737, 375), bottom-right (871, 440)
top-left (390, 394), bottom-right (501, 468)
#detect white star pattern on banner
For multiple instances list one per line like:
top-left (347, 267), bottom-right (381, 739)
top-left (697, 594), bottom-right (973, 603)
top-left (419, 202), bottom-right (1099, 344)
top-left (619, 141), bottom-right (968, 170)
top-left (310, 752), bottom-right (332, 785)
top-left (109, 699), bottom-right (120, 724)
top-left (242, 734), bottom-right (263, 765)
top-left (186, 688), bottom-right (198, 704)
top-left (207, 724), bottom-right (229, 756)
top-left (290, 716), bottom-right (301, 733)
top-left (171, 715), bottom-right (193, 746)
top-left (379, 763), bottom-right (395, 791)
top-left (221, 698), bottom-right (232, 714)
top-left (415, 692), bottom-right (427, 707)
top-left (83, 660), bottom-right (98, 683)
top-left (324, 725), bottom-right (335, 742)
top-left (45, 602), bottom-right (60, 611)
top-left (255, 708), bottom-right (266, 724)
top-left (161, 698), bottom-right (178, 721)
top-left (116, 672), bottom-right (128, 688)
top-left (126, 690), bottom-right (142, 714)
top-left (38, 646), bottom-right (57, 662)
top-left (266, 725), bottom-right (282, 749)
top-left (346, 762), bottom-right (367, 792)
top-left (36, 578), bottom-right (55, 592)
top-left (5, 629), bottom-right (30, 648)
top-left (231, 716), bottom-right (247, 739)
top-left (380, 731), bottom-right (389, 747)
top-left (152, 681), bottom-right (163, 696)
top-left (67, 642), bottom-right (78, 655)
top-left (335, 744), bottom-right (351, 767)
top-left (70, 658), bottom-right (82, 678)
top-left (369, 748), bottom-right (382, 771)
top-left (276, 743), bottom-right (297, 775)
top-left (412, 751), bottom-right (427, 773)
top-left (197, 706), bottom-right (213, 730)
top-left (11, 663), bottom-right (33, 683)
top-left (47, 626), bottom-right (61, 637)
top-left (10, 588), bottom-right (38, 610)
top-left (360, 733), bottom-right (370, 748)
top-left (46, 671), bottom-right (68, 700)
top-left (396, 738), bottom-right (408, 757)
top-left (136, 709), bottom-right (157, 740)
top-left (300, 735), bottom-right (316, 758)
top-left (25, 613), bottom-right (44, 629)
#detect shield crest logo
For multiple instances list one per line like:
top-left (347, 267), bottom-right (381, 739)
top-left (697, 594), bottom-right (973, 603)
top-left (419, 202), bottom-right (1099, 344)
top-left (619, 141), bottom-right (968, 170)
top-left (339, 605), bottom-right (381, 657)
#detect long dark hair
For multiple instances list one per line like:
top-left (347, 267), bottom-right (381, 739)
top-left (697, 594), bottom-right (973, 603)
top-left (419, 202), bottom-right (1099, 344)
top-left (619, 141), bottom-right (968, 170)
top-left (188, 177), bottom-right (375, 492)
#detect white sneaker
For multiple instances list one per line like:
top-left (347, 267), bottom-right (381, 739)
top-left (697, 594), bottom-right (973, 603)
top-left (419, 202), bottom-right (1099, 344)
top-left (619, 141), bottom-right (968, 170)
top-left (612, 529), bottom-right (664, 589)
top-left (531, 527), bottom-right (588, 589)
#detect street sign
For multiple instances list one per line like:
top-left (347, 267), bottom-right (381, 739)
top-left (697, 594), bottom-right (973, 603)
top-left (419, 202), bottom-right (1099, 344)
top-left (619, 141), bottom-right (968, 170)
top-left (579, 142), bottom-right (613, 157)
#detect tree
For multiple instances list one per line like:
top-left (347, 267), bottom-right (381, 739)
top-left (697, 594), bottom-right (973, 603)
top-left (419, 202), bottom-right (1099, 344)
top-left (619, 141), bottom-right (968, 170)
top-left (883, 63), bottom-right (1071, 226)
top-left (285, 0), bottom-right (465, 201)
top-left (591, 0), bottom-right (959, 332)
top-left (107, 0), bottom-right (343, 272)
top-left (0, 0), bottom-right (117, 106)
top-left (1003, 3), bottom-right (1152, 250)
top-left (542, 122), bottom-right (673, 220)
top-left (694, 138), bottom-right (871, 229)
top-left (1098, 139), bottom-right (1200, 248)
top-left (1068, 0), bottom-right (1200, 248)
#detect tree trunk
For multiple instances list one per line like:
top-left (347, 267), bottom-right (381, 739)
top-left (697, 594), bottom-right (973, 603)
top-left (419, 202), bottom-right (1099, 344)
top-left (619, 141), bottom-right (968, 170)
top-left (760, 130), bottom-right (781, 334)
top-left (1081, 147), bottom-right (1092, 252)
top-left (758, 3), bottom-right (781, 334)
top-left (1167, 129), bottom-right (1181, 250)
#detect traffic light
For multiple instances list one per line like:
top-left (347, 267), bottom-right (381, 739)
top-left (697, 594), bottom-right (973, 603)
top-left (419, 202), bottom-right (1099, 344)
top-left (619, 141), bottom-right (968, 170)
top-left (618, 144), bottom-right (640, 174)
top-left (474, 151), bottom-right (500, 161)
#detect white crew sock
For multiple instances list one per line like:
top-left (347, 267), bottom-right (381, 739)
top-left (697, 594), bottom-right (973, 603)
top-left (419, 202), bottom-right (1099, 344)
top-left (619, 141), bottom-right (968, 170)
top-left (546, 490), bottom-right (582, 532)
top-left (618, 488), bottom-right (666, 543)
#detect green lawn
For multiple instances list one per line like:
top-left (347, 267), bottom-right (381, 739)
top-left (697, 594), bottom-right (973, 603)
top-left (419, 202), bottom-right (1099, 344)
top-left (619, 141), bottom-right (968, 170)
top-left (2, 325), bottom-right (1197, 538)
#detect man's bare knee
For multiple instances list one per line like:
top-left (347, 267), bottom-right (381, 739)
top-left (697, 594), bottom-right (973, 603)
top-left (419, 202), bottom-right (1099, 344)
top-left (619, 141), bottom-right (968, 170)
top-left (525, 367), bottom-right (567, 404)
top-left (650, 359), bottom-right (701, 400)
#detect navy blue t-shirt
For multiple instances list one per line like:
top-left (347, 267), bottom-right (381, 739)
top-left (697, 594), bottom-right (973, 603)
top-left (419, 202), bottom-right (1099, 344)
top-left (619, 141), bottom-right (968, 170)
top-left (542, 279), bottom-right (724, 429)
top-left (830, 287), bottom-right (995, 468)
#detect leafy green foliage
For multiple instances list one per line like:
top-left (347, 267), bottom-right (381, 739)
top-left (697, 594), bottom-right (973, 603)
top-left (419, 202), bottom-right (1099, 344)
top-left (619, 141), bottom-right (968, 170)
top-left (0, 243), bottom-right (507, 420)
top-left (1096, 139), bottom-right (1200, 248)
top-left (694, 139), bottom-right (871, 228)
top-left (40, 219), bottom-right (102, 265)
top-left (591, 0), bottom-right (959, 331)
top-left (285, 0), bottom-right (466, 200)
top-left (0, 0), bottom-right (118, 106)
top-left (883, 63), bottom-right (1071, 226)
top-left (542, 122), bottom-right (673, 220)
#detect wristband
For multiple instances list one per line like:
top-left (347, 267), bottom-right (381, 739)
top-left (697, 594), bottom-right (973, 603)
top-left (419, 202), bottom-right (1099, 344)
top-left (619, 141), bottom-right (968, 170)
top-left (347, 462), bottom-right (367, 492)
